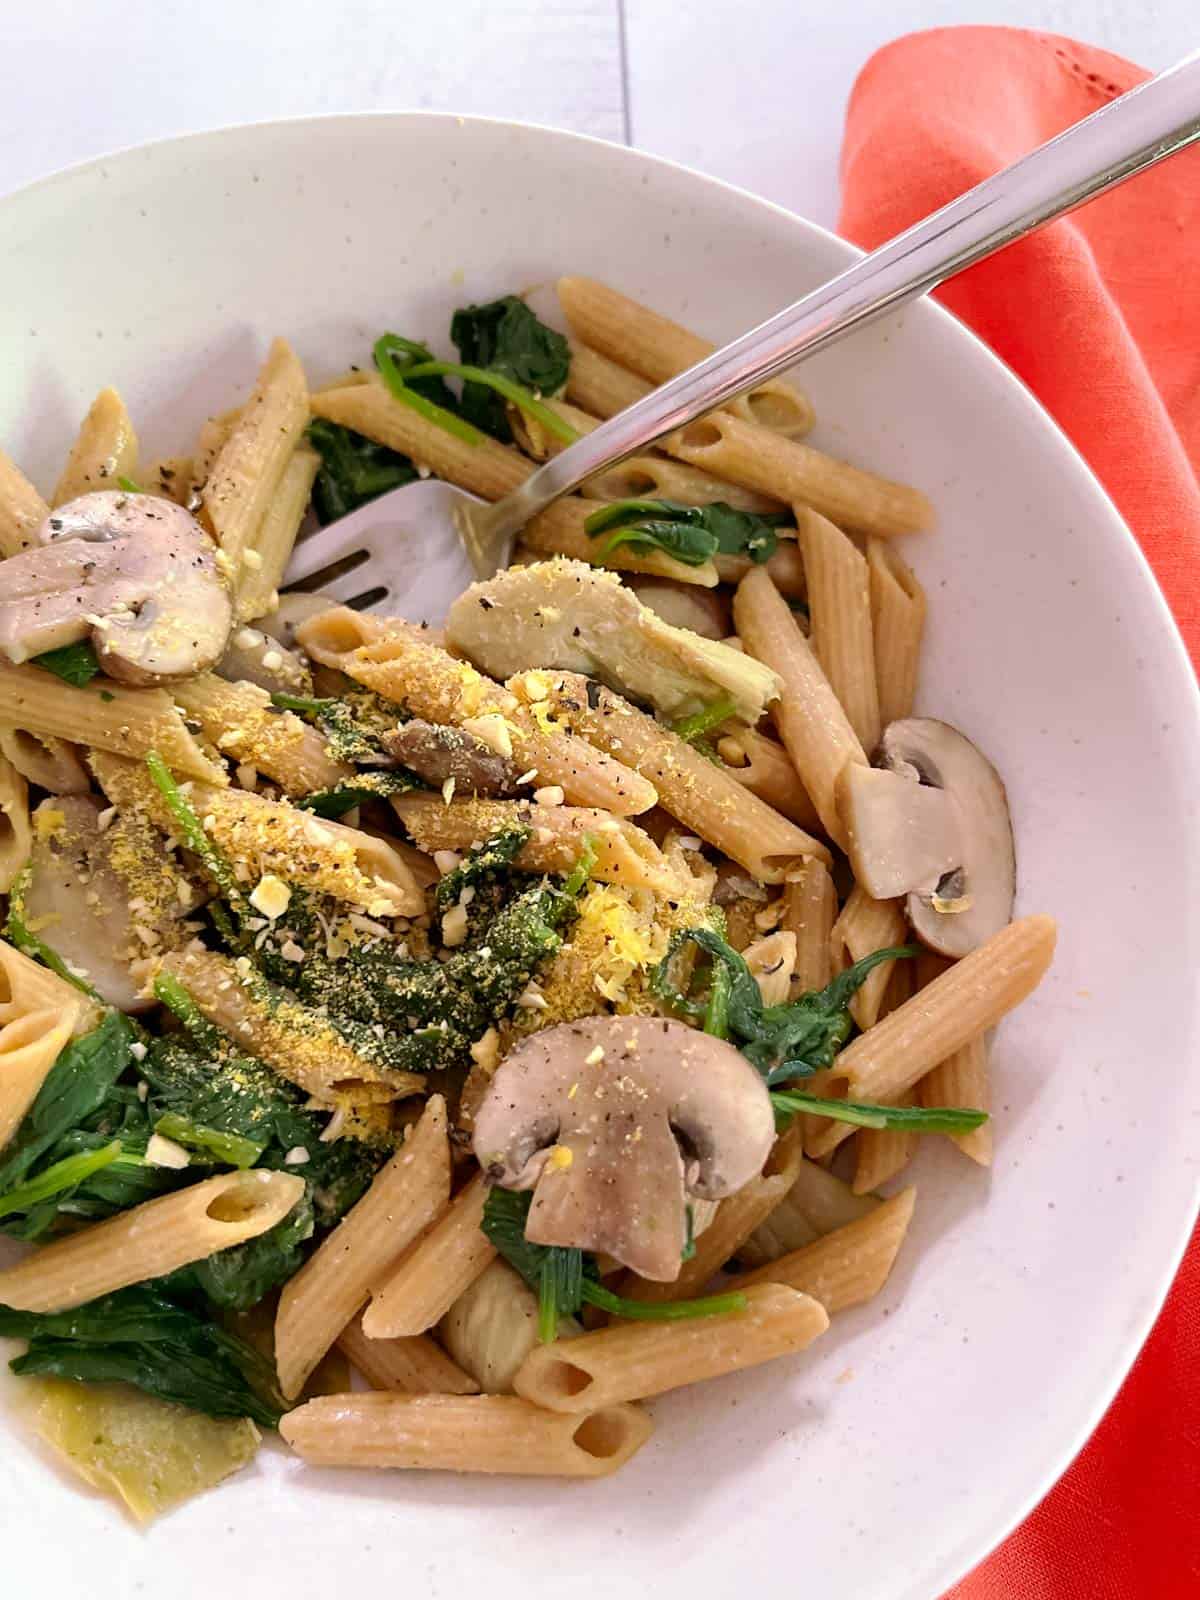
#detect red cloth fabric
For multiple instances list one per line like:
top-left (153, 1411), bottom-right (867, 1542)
top-left (838, 28), bottom-right (1200, 1597)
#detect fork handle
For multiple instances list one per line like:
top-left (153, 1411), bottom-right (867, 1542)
top-left (473, 48), bottom-right (1200, 565)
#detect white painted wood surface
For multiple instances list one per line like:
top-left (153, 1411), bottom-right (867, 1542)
top-left (0, 2), bottom-right (1191, 220)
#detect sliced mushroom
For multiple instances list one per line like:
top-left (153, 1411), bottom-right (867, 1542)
top-left (446, 559), bottom-right (780, 724)
top-left (382, 719), bottom-right (518, 797)
top-left (21, 795), bottom-right (202, 1011)
top-left (216, 624), bottom-right (313, 696)
top-left (0, 491), bottom-right (232, 683)
top-left (838, 718), bottom-right (1015, 957)
top-left (256, 590), bottom-right (340, 651)
top-left (473, 1015), bottom-right (775, 1281)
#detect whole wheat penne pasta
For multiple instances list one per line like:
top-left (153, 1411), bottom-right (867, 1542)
top-left (728, 1188), bottom-right (916, 1315)
top-left (733, 567), bottom-right (866, 846)
top-left (851, 962), bottom-right (920, 1192)
top-left (0, 1009), bottom-right (77, 1152)
top-left (440, 1257), bottom-right (582, 1393)
top-left (780, 859), bottom-right (837, 995)
top-left (508, 673), bottom-right (829, 878)
top-left (172, 675), bottom-right (348, 795)
top-left (188, 407), bottom-right (241, 501)
top-left (557, 277), bottom-right (814, 437)
top-left (296, 607), bottom-right (658, 816)
top-left (671, 411), bottom-right (931, 539)
top-left (338, 1316), bottom-right (479, 1396)
top-left (202, 339), bottom-right (308, 568)
top-left (237, 444), bottom-right (320, 620)
top-left (807, 915), bottom-right (1056, 1158)
top-left (92, 751), bottom-right (422, 918)
top-left (618, 1125), bottom-right (804, 1304)
top-left (830, 885), bottom-right (909, 1030)
top-left (743, 930), bottom-right (799, 1007)
top-left (392, 794), bottom-right (689, 898)
top-left (800, 509), bottom-right (881, 752)
top-left (280, 1390), bottom-right (652, 1477)
top-left (715, 726), bottom-right (822, 833)
top-left (0, 752), bottom-right (31, 895)
top-left (0, 451), bottom-right (47, 557)
top-left (715, 538), bottom-right (807, 599)
top-left (566, 341), bottom-right (654, 419)
top-left (275, 1098), bottom-right (451, 1398)
top-left (0, 727), bottom-right (90, 793)
top-left (0, 664), bottom-right (227, 785)
top-left (0, 1168), bottom-right (305, 1313)
top-left (868, 536), bottom-right (926, 725)
top-left (363, 1172), bottom-right (496, 1339)
top-left (521, 495), bottom-right (721, 586)
top-left (0, 939), bottom-right (99, 1036)
top-left (51, 389), bottom-right (138, 507)
top-left (921, 1029), bottom-right (993, 1167)
top-left (515, 1282), bottom-right (827, 1412)
top-left (157, 946), bottom-right (424, 1104)
top-left (140, 456), bottom-right (192, 505)
top-left (737, 1154), bottom-right (878, 1268)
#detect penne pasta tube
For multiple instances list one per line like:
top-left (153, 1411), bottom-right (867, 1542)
top-left (516, 495), bottom-right (721, 587)
top-left (392, 793), bottom-right (689, 898)
top-left (617, 1124), bottom-right (805, 1304)
top-left (236, 444), bottom-right (320, 620)
top-left (799, 509), bottom-right (881, 752)
top-left (0, 939), bottom-right (99, 1036)
top-left (0, 1009), bottom-right (77, 1153)
top-left (279, 1391), bottom-right (653, 1478)
top-left (829, 885), bottom-right (909, 1030)
top-left (727, 1188), bottom-right (916, 1315)
top-left (806, 915), bottom-right (1056, 1158)
top-left (275, 1098), bottom-right (451, 1399)
top-left (780, 859), bottom-right (837, 995)
top-left (671, 411), bottom-right (932, 539)
top-left (508, 672), bottom-right (830, 877)
top-left (157, 946), bottom-right (425, 1104)
top-left (868, 536), bottom-right (926, 726)
top-left (140, 456), bottom-right (193, 505)
top-left (172, 675), bottom-right (348, 795)
top-left (557, 277), bottom-right (814, 437)
top-left (566, 341), bottom-right (654, 420)
top-left (92, 751), bottom-right (422, 918)
top-left (0, 663), bottom-right (227, 785)
top-left (514, 1283), bottom-right (828, 1412)
top-left (362, 1172), bottom-right (496, 1339)
top-left (920, 1024), bottom-right (992, 1167)
top-left (296, 607), bottom-right (658, 816)
top-left (715, 537), bottom-right (807, 599)
top-left (0, 751), bottom-right (31, 895)
top-left (733, 567), bottom-right (866, 847)
top-left (202, 338), bottom-right (309, 569)
top-left (853, 1089), bottom-right (918, 1196)
top-left (715, 726), bottom-right (822, 833)
top-left (338, 1314), bottom-right (479, 1396)
top-left (737, 1154), bottom-right (878, 1268)
top-left (0, 1169), bottom-right (305, 1313)
top-left (188, 407), bottom-right (241, 502)
top-left (0, 727), bottom-right (90, 794)
top-left (0, 450), bottom-right (47, 557)
top-left (51, 388), bottom-right (138, 507)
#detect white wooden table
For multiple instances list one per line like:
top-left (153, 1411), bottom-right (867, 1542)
top-left (0, 2), bottom-right (1191, 220)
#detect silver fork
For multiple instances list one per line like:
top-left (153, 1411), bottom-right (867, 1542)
top-left (283, 51), bottom-right (1200, 620)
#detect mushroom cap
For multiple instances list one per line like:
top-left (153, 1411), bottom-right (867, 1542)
top-left (0, 491), bottom-right (232, 684)
top-left (877, 718), bottom-right (1016, 958)
top-left (473, 1015), bottom-right (775, 1281)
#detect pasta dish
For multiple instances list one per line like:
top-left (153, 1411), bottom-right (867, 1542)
top-left (0, 278), bottom-right (1054, 1517)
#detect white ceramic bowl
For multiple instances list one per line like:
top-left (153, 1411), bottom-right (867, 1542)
top-left (1, 115), bottom-right (1198, 1600)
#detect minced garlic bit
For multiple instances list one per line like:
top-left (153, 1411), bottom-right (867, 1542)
top-left (241, 548), bottom-right (263, 571)
top-left (261, 649), bottom-right (283, 671)
top-left (441, 903), bottom-right (469, 948)
top-left (433, 850), bottom-right (462, 876)
top-left (516, 769), bottom-right (539, 786)
top-left (442, 776), bottom-right (457, 805)
top-left (461, 712), bottom-right (514, 760)
top-left (533, 785), bottom-right (565, 808)
top-left (280, 938), bottom-right (306, 963)
top-left (146, 1134), bottom-right (190, 1170)
top-left (129, 1040), bottom-right (148, 1062)
top-left (284, 1146), bottom-right (311, 1166)
top-left (249, 874), bottom-right (292, 920)
top-left (517, 983), bottom-right (549, 1011)
top-left (469, 1026), bottom-right (501, 1073)
top-left (584, 1044), bottom-right (606, 1066)
top-left (544, 1144), bottom-right (573, 1173)
top-left (234, 627), bottom-right (262, 650)
top-left (523, 671), bottom-right (552, 702)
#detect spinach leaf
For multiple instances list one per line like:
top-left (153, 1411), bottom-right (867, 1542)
top-left (0, 1285), bottom-right (285, 1427)
top-left (374, 334), bottom-right (483, 446)
top-left (481, 1187), bottom-right (746, 1343)
top-left (307, 418), bottom-right (417, 524)
top-left (670, 695), bottom-right (737, 745)
top-left (295, 769), bottom-right (415, 818)
top-left (29, 640), bottom-right (102, 687)
top-left (769, 1091), bottom-right (988, 1136)
top-left (449, 297), bottom-right (570, 442)
top-left (584, 499), bottom-right (785, 568)
top-left (433, 823), bottom-right (531, 912)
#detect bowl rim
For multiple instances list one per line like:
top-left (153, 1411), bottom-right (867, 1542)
top-left (3, 107), bottom-right (1199, 1596)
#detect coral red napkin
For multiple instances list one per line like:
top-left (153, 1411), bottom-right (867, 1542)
top-left (839, 28), bottom-right (1200, 1597)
